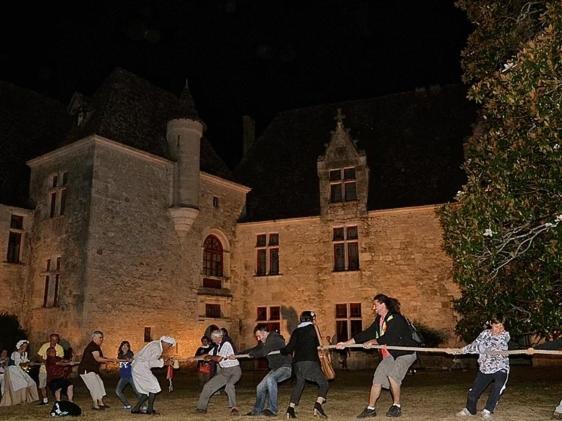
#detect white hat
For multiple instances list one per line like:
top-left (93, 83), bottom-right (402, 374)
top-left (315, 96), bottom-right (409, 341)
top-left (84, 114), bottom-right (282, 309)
top-left (16, 339), bottom-right (29, 349)
top-left (160, 336), bottom-right (176, 346)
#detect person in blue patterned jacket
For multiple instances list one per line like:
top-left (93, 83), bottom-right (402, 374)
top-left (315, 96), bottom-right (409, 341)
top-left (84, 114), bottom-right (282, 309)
top-left (451, 316), bottom-right (510, 419)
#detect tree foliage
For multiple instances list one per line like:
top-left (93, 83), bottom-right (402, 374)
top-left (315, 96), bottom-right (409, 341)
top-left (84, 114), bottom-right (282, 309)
top-left (0, 312), bottom-right (28, 352)
top-left (440, 1), bottom-right (561, 341)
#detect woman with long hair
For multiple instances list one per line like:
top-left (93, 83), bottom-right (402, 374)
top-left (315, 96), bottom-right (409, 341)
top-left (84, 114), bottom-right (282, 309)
top-left (115, 341), bottom-right (140, 409)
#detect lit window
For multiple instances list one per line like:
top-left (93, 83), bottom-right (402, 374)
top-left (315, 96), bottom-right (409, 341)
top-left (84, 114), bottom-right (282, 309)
top-left (335, 303), bottom-right (362, 341)
top-left (329, 167), bottom-right (357, 203)
top-left (256, 233), bottom-right (280, 276)
top-left (333, 226), bottom-right (359, 272)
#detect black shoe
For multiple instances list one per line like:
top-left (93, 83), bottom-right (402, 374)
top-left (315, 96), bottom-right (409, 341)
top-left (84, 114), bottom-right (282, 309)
top-left (386, 405), bottom-right (401, 417)
top-left (357, 407), bottom-right (377, 418)
top-left (196, 408), bottom-right (207, 414)
top-left (286, 406), bottom-right (297, 419)
top-left (263, 409), bottom-right (276, 417)
top-left (246, 411), bottom-right (260, 416)
top-left (313, 402), bottom-right (327, 418)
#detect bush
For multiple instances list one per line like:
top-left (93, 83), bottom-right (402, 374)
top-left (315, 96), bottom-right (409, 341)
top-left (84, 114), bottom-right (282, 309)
top-left (0, 312), bottom-right (27, 352)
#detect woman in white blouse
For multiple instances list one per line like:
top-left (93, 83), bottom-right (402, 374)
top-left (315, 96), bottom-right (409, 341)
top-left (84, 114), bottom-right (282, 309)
top-left (0, 340), bottom-right (39, 406)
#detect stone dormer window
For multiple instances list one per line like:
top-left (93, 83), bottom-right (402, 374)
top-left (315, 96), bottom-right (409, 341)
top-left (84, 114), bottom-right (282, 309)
top-left (329, 167), bottom-right (357, 203)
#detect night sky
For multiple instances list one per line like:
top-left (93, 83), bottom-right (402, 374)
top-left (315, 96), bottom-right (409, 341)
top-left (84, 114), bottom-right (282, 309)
top-left (1, 0), bottom-right (471, 168)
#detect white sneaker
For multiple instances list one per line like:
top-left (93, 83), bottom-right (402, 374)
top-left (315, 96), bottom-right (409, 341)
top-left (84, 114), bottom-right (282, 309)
top-left (481, 409), bottom-right (492, 419)
top-left (456, 408), bottom-right (473, 417)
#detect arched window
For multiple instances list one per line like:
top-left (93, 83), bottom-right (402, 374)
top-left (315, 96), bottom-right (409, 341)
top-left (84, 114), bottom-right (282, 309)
top-left (203, 235), bottom-right (223, 277)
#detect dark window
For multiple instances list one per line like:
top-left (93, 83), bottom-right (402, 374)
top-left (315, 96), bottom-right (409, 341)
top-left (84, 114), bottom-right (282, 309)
top-left (269, 249), bottom-right (279, 275)
top-left (268, 234), bottom-right (279, 246)
top-left (43, 257), bottom-right (61, 308)
top-left (336, 303), bottom-right (362, 341)
top-left (256, 306), bottom-right (267, 321)
top-left (256, 234), bottom-right (267, 247)
top-left (205, 304), bottom-right (221, 318)
top-left (56, 257), bottom-right (61, 271)
top-left (257, 306), bottom-right (281, 332)
top-left (213, 196), bottom-right (219, 208)
top-left (60, 189), bottom-right (67, 216)
top-left (343, 167), bottom-right (356, 180)
top-left (257, 249), bottom-right (267, 276)
top-left (336, 320), bottom-right (348, 342)
top-left (329, 167), bottom-right (357, 203)
top-left (330, 184), bottom-right (343, 203)
top-left (334, 243), bottom-right (346, 272)
top-left (333, 226), bottom-right (360, 271)
top-left (335, 303), bottom-right (348, 319)
top-left (344, 182), bottom-right (357, 201)
top-left (52, 175), bottom-right (58, 188)
top-left (10, 215), bottom-right (23, 229)
top-left (203, 235), bottom-right (223, 277)
top-left (256, 233), bottom-right (280, 276)
top-left (62, 172), bottom-right (68, 186)
top-left (49, 192), bottom-right (57, 218)
top-left (43, 276), bottom-right (50, 307)
top-left (203, 278), bottom-right (222, 288)
top-left (144, 327), bottom-right (152, 342)
top-left (269, 306), bottom-right (280, 321)
top-left (329, 170), bottom-right (342, 181)
top-left (6, 232), bottom-right (22, 263)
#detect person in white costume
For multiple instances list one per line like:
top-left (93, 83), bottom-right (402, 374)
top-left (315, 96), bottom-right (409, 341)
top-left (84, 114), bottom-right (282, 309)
top-left (0, 340), bottom-right (39, 406)
top-left (130, 336), bottom-right (176, 415)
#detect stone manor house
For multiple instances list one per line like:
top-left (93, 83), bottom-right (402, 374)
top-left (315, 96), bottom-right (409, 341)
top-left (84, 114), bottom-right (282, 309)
top-left (0, 68), bottom-right (474, 363)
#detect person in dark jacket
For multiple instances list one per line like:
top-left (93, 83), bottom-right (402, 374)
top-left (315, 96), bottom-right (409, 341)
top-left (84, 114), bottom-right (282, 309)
top-left (244, 324), bottom-right (292, 417)
top-left (337, 294), bottom-right (417, 418)
top-left (281, 311), bottom-right (328, 419)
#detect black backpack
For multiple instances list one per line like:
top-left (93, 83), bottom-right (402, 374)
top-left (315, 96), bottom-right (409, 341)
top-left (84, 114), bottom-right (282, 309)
top-left (405, 318), bottom-right (425, 346)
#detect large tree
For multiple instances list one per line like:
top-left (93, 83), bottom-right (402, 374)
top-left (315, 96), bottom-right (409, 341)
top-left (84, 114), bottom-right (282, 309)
top-left (440, 1), bottom-right (561, 341)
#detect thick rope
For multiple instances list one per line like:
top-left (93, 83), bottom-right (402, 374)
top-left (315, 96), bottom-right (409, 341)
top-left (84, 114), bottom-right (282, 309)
top-left (187, 344), bottom-right (562, 361)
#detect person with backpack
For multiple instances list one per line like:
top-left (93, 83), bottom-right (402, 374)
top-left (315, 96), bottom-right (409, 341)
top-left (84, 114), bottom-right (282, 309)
top-left (336, 294), bottom-right (418, 418)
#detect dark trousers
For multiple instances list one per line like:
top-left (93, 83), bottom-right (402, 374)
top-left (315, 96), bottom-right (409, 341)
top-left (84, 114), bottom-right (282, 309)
top-left (289, 361), bottom-right (329, 405)
top-left (466, 370), bottom-right (509, 414)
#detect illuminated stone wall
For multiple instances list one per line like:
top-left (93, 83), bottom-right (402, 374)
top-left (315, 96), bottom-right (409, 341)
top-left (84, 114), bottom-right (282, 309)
top-left (231, 205), bottom-right (460, 367)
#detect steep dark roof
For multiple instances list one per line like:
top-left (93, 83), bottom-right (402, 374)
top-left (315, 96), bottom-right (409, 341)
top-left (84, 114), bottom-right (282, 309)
top-left (0, 82), bottom-right (72, 207)
top-left (236, 85), bottom-right (476, 222)
top-left (66, 68), bottom-right (232, 180)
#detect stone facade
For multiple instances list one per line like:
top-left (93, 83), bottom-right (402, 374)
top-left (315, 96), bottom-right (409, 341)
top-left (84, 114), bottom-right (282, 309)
top-left (0, 74), bottom-right (468, 366)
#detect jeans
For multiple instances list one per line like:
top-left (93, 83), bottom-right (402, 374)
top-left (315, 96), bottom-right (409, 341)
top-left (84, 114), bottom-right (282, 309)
top-left (253, 366), bottom-right (292, 415)
top-left (115, 377), bottom-right (140, 406)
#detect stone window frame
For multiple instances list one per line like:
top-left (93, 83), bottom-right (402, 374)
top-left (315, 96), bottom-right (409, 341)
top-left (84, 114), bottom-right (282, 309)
top-left (335, 302), bottom-right (363, 341)
top-left (205, 303), bottom-right (222, 319)
top-left (201, 229), bottom-right (231, 288)
top-left (332, 225), bottom-right (360, 272)
top-left (255, 233), bottom-right (280, 277)
top-left (256, 305), bottom-right (281, 333)
top-left (329, 167), bottom-right (357, 203)
top-left (47, 171), bottom-right (68, 218)
top-left (42, 256), bottom-right (62, 308)
top-left (6, 213), bottom-right (25, 264)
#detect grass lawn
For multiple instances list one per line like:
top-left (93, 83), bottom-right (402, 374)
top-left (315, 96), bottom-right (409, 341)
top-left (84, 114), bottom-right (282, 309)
top-left (0, 366), bottom-right (560, 420)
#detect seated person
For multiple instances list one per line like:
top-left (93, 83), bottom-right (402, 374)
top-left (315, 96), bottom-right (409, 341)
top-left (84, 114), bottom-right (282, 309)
top-left (46, 347), bottom-right (77, 402)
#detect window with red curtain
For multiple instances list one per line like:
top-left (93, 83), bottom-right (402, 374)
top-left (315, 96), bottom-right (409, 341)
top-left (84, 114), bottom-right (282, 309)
top-left (203, 235), bottom-right (223, 277)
